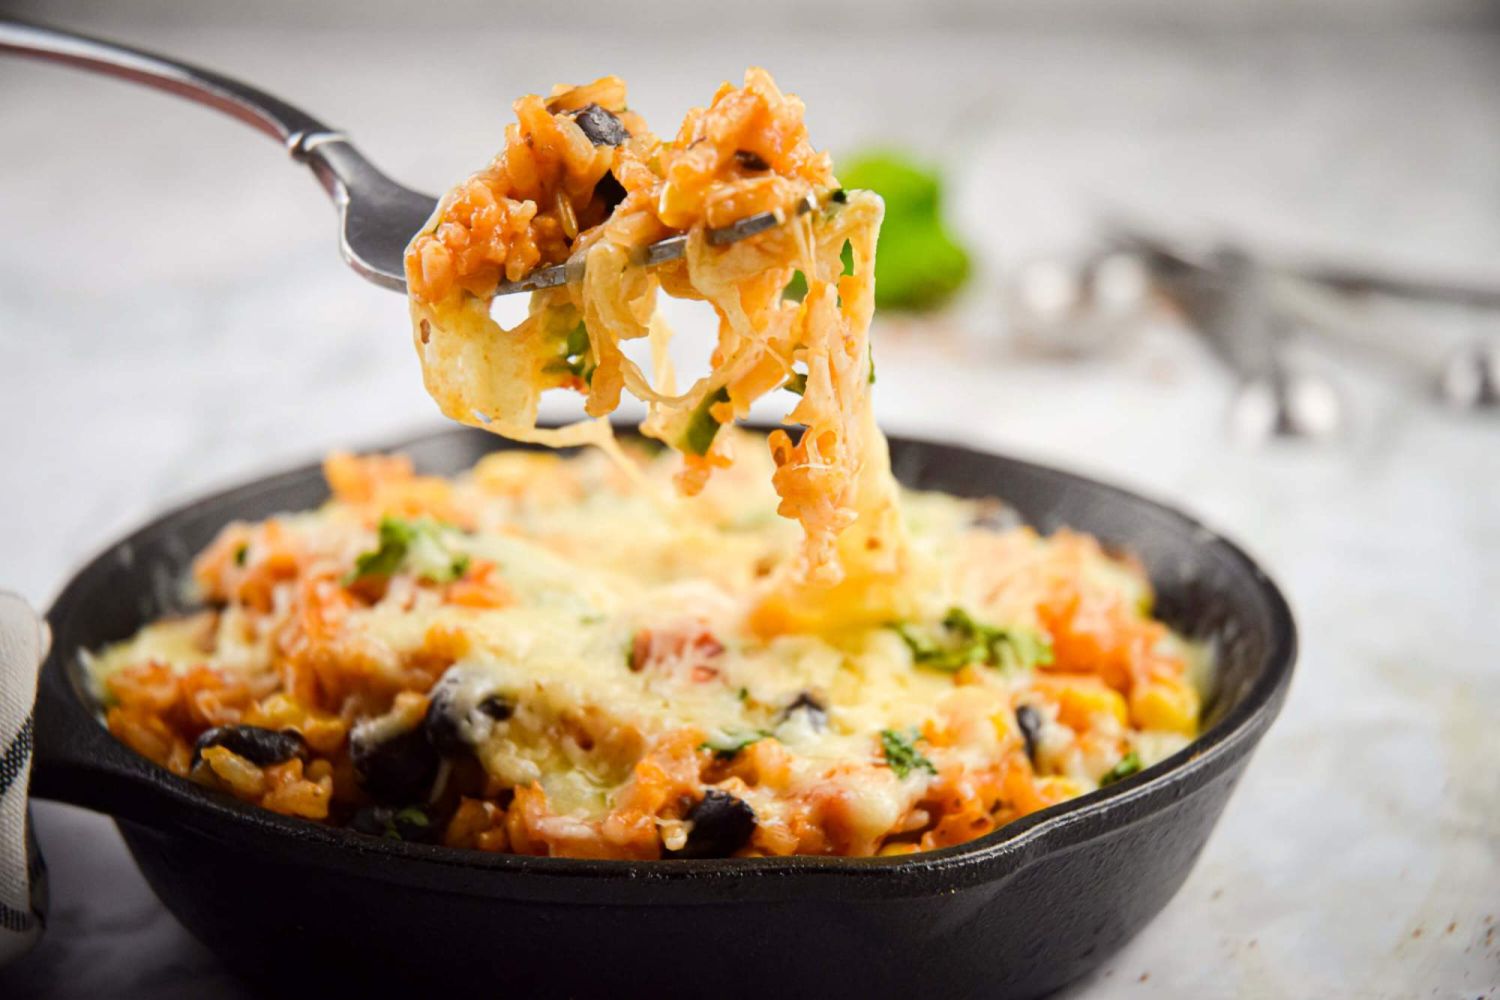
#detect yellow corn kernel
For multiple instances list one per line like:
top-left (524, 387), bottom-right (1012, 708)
top-left (879, 841), bottom-right (920, 857)
top-left (473, 451), bottom-right (565, 497)
top-left (990, 709), bottom-right (1015, 746)
top-left (1048, 678), bottom-right (1129, 731)
top-left (1130, 678), bottom-right (1199, 735)
top-left (1035, 776), bottom-right (1087, 803)
top-left (299, 714), bottom-right (349, 755)
top-left (244, 692), bottom-right (300, 730)
top-left (656, 181), bottom-right (697, 229)
top-left (245, 693), bottom-right (347, 754)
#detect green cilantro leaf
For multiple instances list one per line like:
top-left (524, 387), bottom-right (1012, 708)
top-left (891, 607), bottom-right (1053, 674)
top-left (682, 386), bottom-right (731, 456)
top-left (561, 321), bottom-right (595, 382)
top-left (349, 517), bottom-right (413, 581)
top-left (700, 728), bottom-right (771, 760)
top-left (394, 806), bottom-right (430, 828)
top-left (880, 727), bottom-right (937, 779)
top-left (383, 805), bottom-right (432, 841)
top-left (1100, 750), bottom-right (1142, 787)
top-left (543, 320), bottom-right (597, 384)
top-left (346, 517), bottom-right (469, 585)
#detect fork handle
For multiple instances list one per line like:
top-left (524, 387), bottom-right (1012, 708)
top-left (0, 17), bottom-right (430, 290)
top-left (0, 15), bottom-right (381, 220)
top-left (0, 17), bottom-right (337, 152)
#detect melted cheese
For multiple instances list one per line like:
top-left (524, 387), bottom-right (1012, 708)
top-left (94, 442), bottom-right (1206, 858)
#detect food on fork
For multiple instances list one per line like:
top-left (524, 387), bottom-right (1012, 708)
top-left (404, 69), bottom-right (897, 602)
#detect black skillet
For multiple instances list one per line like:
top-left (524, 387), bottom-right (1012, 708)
top-left (25, 425), bottom-right (1295, 999)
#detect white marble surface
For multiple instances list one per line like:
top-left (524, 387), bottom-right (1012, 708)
top-left (0, 14), bottom-right (1498, 998)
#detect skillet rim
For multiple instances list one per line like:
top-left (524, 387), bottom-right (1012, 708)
top-left (37, 423), bottom-right (1297, 889)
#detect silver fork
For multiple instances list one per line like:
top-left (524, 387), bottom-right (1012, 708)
top-left (0, 18), bottom-right (820, 295)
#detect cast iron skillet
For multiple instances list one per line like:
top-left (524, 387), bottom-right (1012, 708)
top-left (28, 425), bottom-right (1295, 999)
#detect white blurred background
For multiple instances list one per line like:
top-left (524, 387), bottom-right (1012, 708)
top-left (0, 1), bottom-right (1497, 997)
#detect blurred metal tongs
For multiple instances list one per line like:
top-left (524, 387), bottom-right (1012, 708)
top-left (1119, 225), bottom-right (1500, 422)
top-left (1128, 238), bottom-right (1345, 443)
top-left (0, 18), bottom-right (827, 295)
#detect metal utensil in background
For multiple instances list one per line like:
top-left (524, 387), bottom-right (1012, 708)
top-left (1001, 249), bottom-right (1153, 358)
top-left (1113, 218), bottom-right (1500, 415)
top-left (1125, 237), bottom-right (1344, 443)
top-left (1272, 274), bottom-right (1500, 413)
top-left (1437, 342), bottom-right (1500, 410)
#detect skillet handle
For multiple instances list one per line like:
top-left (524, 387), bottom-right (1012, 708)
top-left (29, 637), bottom-right (197, 829)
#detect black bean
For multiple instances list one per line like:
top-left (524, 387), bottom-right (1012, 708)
top-left (971, 498), bottom-right (1021, 531)
top-left (734, 149), bottom-right (770, 171)
top-left (423, 685), bottom-right (467, 756)
top-left (424, 683), bottom-right (514, 756)
top-left (594, 171), bottom-right (627, 213)
top-left (351, 725), bottom-right (440, 804)
top-left (779, 691), bottom-right (828, 731)
top-left (1015, 704), bottom-right (1043, 764)
top-left (569, 103), bottom-right (628, 147)
top-left (191, 725), bottom-right (308, 769)
top-left (668, 789), bottom-right (756, 859)
top-left (478, 696), bottom-right (513, 721)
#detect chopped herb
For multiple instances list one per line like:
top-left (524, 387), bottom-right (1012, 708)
top-left (565, 321), bottom-right (589, 359)
top-left (1100, 750), bottom-right (1142, 787)
top-left (891, 623), bottom-right (942, 663)
top-left (737, 687), bottom-right (750, 702)
top-left (891, 607), bottom-right (1053, 674)
top-left (682, 386), bottom-right (731, 456)
top-left (346, 517), bottom-right (468, 585)
top-left (388, 806), bottom-right (432, 841)
top-left (783, 270), bottom-right (807, 301)
top-left (355, 804), bottom-right (435, 842)
top-left (394, 806), bottom-right (430, 828)
top-left (868, 345), bottom-right (877, 385)
top-left (349, 518), bottom-right (411, 581)
top-left (700, 729), bottom-right (771, 760)
top-left (880, 727), bottom-right (937, 779)
top-left (783, 371), bottom-right (808, 396)
top-left (233, 543), bottom-right (248, 567)
top-left (781, 243), bottom-right (856, 303)
top-left (548, 321), bottom-right (596, 384)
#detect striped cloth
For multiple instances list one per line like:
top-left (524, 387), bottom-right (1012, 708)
top-left (0, 592), bottom-right (47, 966)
